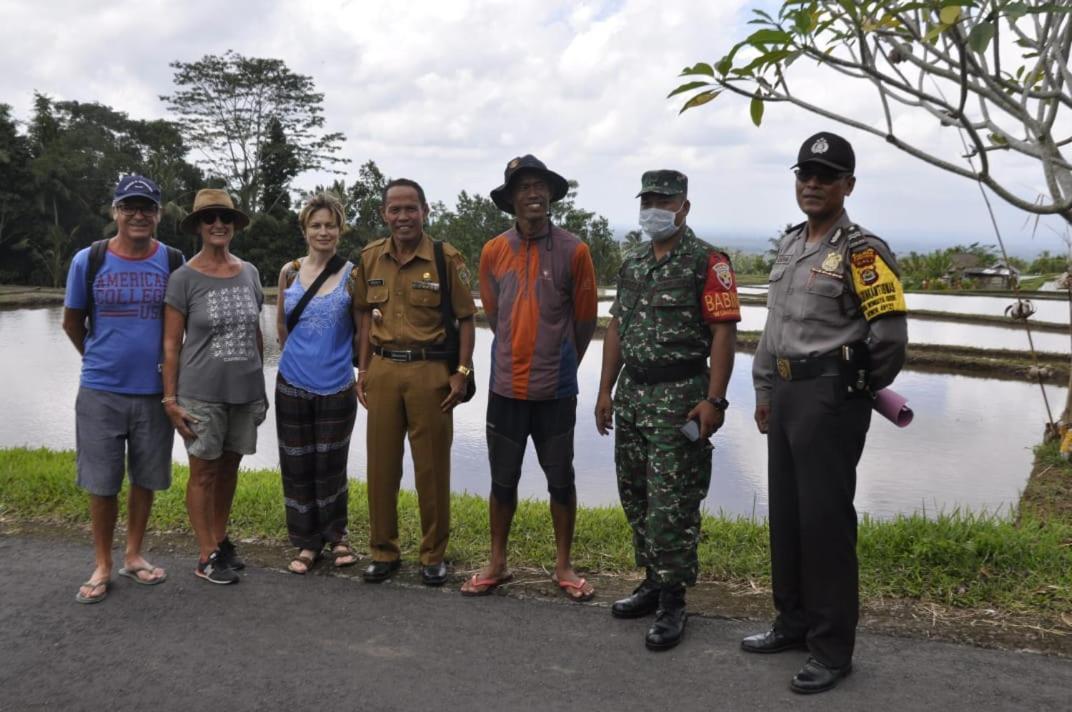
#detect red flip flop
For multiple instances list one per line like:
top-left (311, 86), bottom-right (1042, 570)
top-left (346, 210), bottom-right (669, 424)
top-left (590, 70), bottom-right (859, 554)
top-left (554, 576), bottom-right (595, 602)
top-left (460, 573), bottom-right (513, 597)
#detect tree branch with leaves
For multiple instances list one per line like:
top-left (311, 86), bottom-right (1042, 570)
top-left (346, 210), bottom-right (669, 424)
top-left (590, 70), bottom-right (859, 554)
top-left (672, 1), bottom-right (1072, 221)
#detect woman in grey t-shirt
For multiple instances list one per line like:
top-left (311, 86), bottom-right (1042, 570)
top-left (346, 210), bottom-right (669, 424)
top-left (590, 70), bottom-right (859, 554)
top-left (162, 189), bottom-right (265, 585)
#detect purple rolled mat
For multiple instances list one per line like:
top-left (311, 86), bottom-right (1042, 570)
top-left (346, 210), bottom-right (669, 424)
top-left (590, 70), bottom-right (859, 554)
top-left (873, 388), bottom-right (913, 427)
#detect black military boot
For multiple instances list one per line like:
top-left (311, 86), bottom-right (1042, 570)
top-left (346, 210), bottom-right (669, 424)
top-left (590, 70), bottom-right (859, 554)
top-left (645, 584), bottom-right (687, 651)
top-left (611, 578), bottom-right (660, 619)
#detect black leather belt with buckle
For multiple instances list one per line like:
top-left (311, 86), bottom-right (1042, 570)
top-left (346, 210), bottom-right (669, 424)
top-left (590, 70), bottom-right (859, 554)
top-left (374, 345), bottom-right (452, 362)
top-left (625, 358), bottom-right (706, 385)
top-left (774, 355), bottom-right (842, 381)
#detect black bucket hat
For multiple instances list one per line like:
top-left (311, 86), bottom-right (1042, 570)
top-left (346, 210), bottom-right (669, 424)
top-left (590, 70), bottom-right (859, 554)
top-left (489, 155), bottom-right (570, 214)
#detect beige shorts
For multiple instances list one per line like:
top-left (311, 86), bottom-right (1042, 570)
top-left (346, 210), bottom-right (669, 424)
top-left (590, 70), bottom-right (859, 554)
top-left (178, 396), bottom-right (268, 460)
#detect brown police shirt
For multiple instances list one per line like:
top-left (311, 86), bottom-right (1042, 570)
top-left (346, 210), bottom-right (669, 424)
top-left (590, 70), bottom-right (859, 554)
top-left (352, 233), bottom-right (476, 347)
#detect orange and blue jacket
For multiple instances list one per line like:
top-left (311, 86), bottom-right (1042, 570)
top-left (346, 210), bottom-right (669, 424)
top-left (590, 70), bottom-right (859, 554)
top-left (479, 224), bottom-right (597, 401)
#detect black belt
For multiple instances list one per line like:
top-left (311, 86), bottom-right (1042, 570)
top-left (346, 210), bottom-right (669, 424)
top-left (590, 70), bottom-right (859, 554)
top-left (625, 359), bottom-right (706, 385)
top-left (373, 345), bottom-right (453, 363)
top-left (773, 355), bottom-right (842, 381)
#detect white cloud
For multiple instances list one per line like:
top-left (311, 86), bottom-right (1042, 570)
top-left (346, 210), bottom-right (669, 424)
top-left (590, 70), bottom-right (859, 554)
top-left (0, 0), bottom-right (1067, 254)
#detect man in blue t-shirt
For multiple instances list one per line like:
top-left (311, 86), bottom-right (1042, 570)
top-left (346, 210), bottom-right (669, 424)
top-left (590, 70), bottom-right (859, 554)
top-left (62, 175), bottom-right (182, 604)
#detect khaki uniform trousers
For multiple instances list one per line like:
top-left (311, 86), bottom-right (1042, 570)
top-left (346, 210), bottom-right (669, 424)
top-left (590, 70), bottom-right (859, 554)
top-left (365, 355), bottom-right (452, 565)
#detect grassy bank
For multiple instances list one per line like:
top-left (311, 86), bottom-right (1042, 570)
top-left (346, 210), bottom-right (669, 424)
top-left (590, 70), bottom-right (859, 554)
top-left (2, 446), bottom-right (1071, 618)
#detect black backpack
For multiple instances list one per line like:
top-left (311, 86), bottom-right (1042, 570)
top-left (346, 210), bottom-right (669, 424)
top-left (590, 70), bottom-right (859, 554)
top-left (85, 238), bottom-right (184, 335)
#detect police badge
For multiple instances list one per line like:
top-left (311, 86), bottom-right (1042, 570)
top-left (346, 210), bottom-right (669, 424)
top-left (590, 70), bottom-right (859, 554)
top-left (821, 252), bottom-right (842, 272)
top-left (811, 137), bottom-right (829, 154)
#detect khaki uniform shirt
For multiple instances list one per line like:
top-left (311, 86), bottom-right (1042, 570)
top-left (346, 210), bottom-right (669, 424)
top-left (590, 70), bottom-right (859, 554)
top-left (752, 211), bottom-right (908, 405)
top-left (352, 233), bottom-right (476, 347)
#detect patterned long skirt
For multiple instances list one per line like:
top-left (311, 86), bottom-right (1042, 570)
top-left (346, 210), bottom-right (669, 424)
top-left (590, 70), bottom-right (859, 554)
top-left (275, 375), bottom-right (358, 550)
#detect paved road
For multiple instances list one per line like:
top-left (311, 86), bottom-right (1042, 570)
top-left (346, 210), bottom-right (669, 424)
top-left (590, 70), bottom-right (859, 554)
top-left (1, 534), bottom-right (1069, 711)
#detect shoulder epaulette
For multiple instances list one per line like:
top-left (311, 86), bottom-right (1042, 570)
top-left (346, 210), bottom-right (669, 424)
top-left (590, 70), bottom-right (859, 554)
top-left (362, 237), bottom-right (388, 252)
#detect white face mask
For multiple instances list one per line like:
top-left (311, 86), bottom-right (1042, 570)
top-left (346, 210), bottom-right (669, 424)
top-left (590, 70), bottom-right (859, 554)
top-left (639, 207), bottom-right (682, 241)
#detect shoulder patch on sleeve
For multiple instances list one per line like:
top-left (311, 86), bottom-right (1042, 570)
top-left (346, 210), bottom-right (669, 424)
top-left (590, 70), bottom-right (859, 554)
top-left (850, 245), bottom-right (906, 321)
top-left (701, 251), bottom-right (741, 323)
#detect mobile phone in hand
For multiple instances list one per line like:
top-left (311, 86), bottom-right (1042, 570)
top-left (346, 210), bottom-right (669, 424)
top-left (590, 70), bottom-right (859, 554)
top-left (680, 418), bottom-right (700, 442)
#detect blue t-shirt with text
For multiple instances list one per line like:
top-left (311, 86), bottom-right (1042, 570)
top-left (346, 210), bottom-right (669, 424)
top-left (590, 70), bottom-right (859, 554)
top-left (64, 242), bottom-right (180, 395)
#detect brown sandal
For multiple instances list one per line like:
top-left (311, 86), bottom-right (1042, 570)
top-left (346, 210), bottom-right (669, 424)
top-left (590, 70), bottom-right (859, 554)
top-left (331, 542), bottom-right (358, 568)
top-left (287, 551), bottom-right (321, 575)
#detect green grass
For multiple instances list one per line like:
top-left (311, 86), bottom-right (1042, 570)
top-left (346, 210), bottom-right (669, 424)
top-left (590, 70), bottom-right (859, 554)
top-left (2, 446), bottom-right (1071, 615)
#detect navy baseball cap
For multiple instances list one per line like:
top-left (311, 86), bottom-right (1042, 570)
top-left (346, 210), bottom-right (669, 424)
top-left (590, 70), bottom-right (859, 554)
top-left (113, 175), bottom-right (162, 205)
top-left (792, 132), bottom-right (855, 173)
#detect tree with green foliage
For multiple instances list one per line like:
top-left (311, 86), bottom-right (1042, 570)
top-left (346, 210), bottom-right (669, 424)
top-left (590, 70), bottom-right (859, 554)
top-left (0, 104), bottom-right (37, 283)
top-left (343, 160), bottom-right (389, 245)
top-left (428, 191), bottom-right (511, 283)
top-left (551, 181), bottom-right (622, 285)
top-left (672, 2), bottom-right (1072, 224)
top-left (161, 50), bottom-right (346, 214)
top-left (19, 94), bottom-right (202, 284)
top-left (259, 117), bottom-right (300, 219)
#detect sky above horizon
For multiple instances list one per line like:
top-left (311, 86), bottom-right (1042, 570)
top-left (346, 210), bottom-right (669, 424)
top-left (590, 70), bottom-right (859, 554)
top-left (2, 0), bottom-right (1069, 257)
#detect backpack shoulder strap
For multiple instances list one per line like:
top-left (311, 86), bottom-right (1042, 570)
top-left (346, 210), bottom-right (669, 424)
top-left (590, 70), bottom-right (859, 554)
top-left (84, 239), bottom-right (110, 335)
top-left (433, 240), bottom-right (458, 348)
top-left (165, 245), bottom-right (184, 273)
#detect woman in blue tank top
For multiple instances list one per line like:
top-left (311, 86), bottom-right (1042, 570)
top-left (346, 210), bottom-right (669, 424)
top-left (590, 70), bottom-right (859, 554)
top-left (274, 192), bottom-right (360, 574)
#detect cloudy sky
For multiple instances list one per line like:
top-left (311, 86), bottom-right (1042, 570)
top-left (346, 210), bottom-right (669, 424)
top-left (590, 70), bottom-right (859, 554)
top-left (2, 0), bottom-right (1068, 256)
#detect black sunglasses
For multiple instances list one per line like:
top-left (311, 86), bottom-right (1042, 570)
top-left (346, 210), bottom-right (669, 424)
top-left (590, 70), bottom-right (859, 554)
top-left (200, 211), bottom-right (236, 225)
top-left (794, 167), bottom-right (851, 184)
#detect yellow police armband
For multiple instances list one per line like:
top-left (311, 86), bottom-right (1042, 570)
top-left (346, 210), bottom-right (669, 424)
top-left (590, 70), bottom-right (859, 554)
top-left (850, 248), bottom-right (906, 321)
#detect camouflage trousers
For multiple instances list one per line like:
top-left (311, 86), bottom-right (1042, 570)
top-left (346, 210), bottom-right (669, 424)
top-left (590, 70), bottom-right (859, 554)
top-left (614, 411), bottom-right (712, 587)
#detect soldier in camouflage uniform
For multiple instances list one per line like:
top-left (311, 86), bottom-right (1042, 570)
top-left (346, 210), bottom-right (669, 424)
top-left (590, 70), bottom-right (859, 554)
top-left (595, 170), bottom-right (740, 651)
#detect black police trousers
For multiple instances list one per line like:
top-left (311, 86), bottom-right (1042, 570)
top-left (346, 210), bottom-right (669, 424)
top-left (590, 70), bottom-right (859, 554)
top-left (767, 374), bottom-right (871, 668)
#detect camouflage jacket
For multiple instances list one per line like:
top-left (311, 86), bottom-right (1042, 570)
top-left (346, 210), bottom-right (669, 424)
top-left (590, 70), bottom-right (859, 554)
top-left (611, 227), bottom-right (741, 426)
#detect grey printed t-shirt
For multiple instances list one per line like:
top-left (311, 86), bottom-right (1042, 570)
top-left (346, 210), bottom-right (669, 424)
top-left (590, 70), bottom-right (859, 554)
top-left (165, 262), bottom-right (266, 404)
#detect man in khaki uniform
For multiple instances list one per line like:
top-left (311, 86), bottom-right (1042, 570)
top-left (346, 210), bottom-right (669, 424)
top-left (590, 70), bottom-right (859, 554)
top-left (353, 178), bottom-right (476, 586)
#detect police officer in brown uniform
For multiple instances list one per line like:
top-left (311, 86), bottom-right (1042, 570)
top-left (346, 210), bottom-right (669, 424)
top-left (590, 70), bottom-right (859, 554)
top-left (353, 178), bottom-right (476, 586)
top-left (743, 133), bottom-right (907, 694)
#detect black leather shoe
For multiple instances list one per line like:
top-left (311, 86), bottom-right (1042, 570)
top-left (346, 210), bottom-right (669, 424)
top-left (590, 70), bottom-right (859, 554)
top-left (644, 585), bottom-right (686, 651)
top-left (790, 657), bottom-right (852, 694)
top-left (421, 561), bottom-right (449, 586)
top-left (611, 579), bottom-right (660, 619)
top-left (740, 628), bottom-right (808, 654)
top-left (362, 559), bottom-right (401, 583)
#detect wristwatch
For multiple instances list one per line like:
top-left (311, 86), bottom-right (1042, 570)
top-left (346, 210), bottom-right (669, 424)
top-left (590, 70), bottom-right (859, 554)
top-left (706, 396), bottom-right (729, 411)
top-left (455, 365), bottom-right (472, 377)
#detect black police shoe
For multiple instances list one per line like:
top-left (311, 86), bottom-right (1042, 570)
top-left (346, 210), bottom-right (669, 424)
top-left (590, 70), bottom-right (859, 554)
top-left (644, 584), bottom-right (687, 651)
top-left (611, 579), bottom-right (660, 619)
top-left (421, 561), bottom-right (449, 587)
top-left (790, 657), bottom-right (852, 694)
top-left (362, 559), bottom-right (401, 583)
top-left (740, 628), bottom-right (808, 654)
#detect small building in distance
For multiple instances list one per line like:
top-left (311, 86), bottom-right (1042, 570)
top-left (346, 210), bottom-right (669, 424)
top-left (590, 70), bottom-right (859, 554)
top-left (960, 260), bottom-right (1020, 289)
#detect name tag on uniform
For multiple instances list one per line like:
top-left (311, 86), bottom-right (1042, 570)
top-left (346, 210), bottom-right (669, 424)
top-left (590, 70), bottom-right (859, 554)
top-left (367, 279), bottom-right (384, 286)
top-left (774, 254), bottom-right (791, 265)
top-left (412, 280), bottom-right (440, 292)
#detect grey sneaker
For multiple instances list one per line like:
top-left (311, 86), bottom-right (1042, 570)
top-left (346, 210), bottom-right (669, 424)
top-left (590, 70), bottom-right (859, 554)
top-left (217, 537), bottom-right (245, 571)
top-left (195, 551), bottom-right (239, 585)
